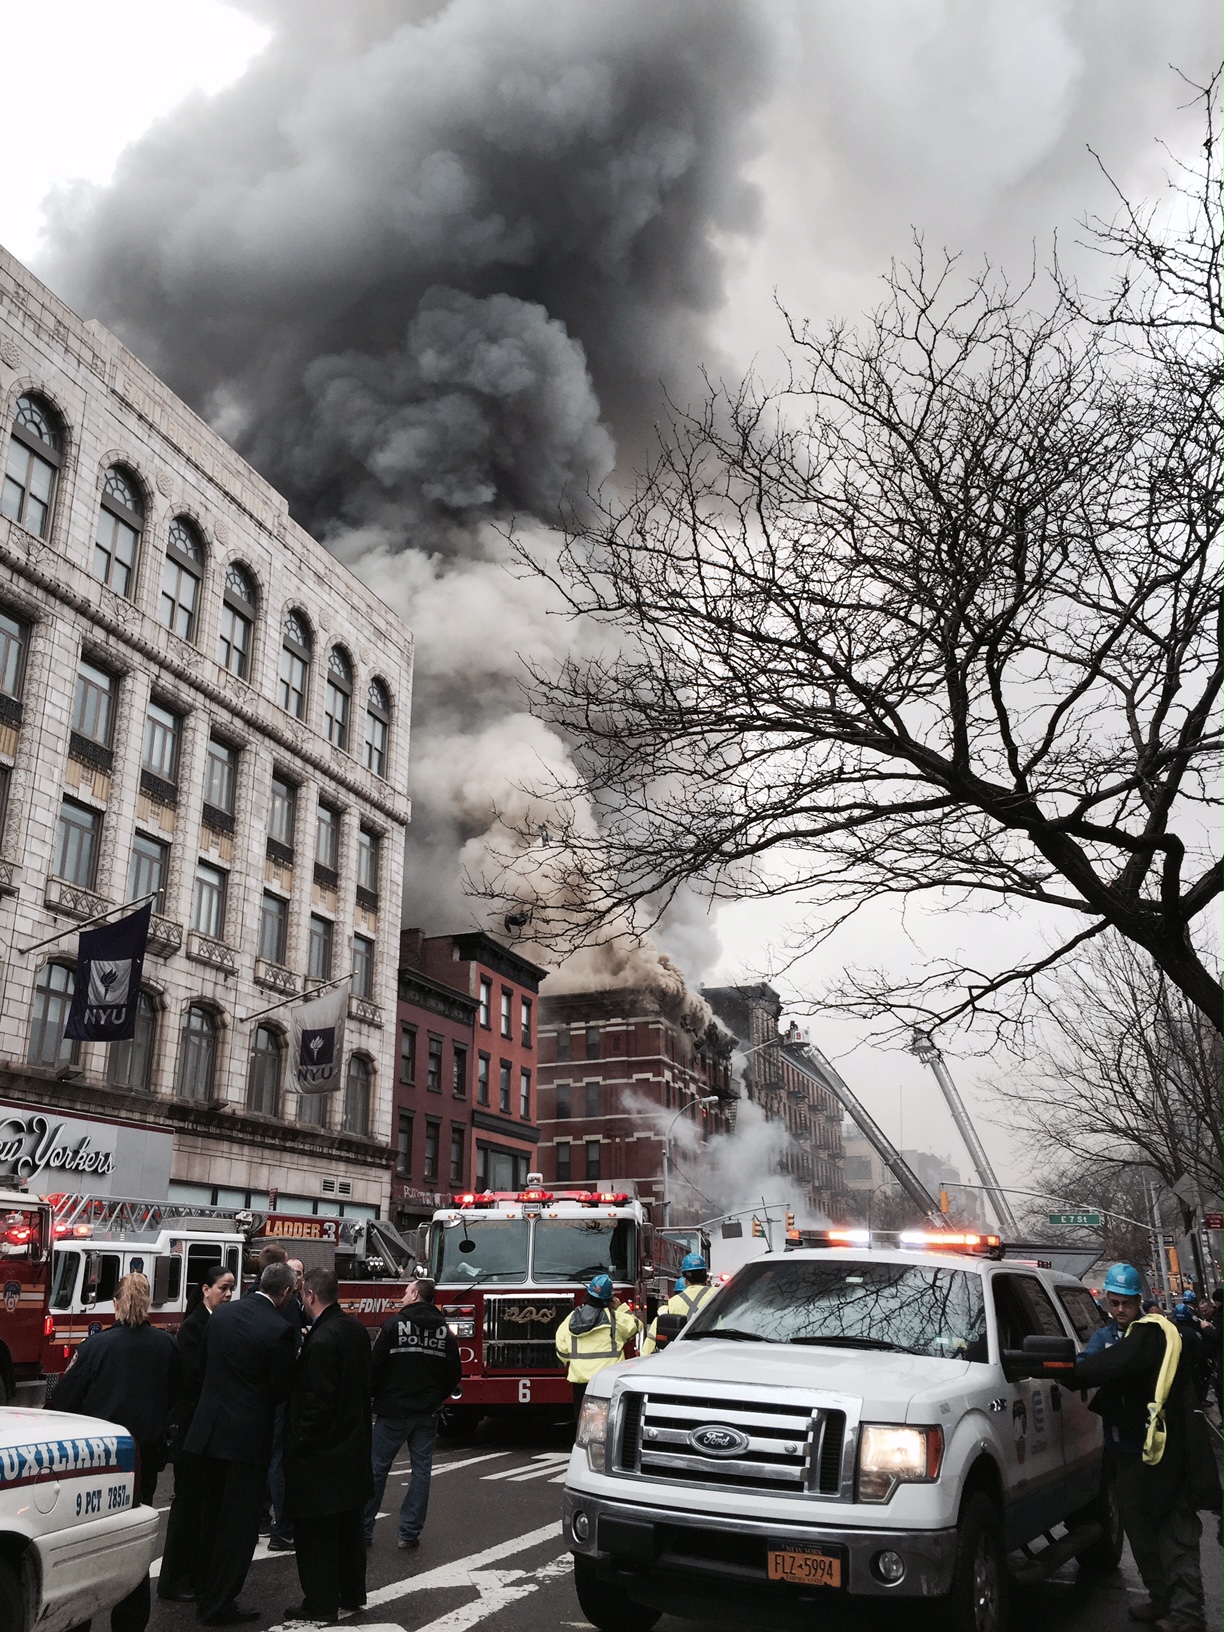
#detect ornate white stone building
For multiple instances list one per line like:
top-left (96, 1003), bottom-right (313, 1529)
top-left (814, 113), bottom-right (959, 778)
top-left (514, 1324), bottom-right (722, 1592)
top-left (0, 244), bottom-right (413, 1218)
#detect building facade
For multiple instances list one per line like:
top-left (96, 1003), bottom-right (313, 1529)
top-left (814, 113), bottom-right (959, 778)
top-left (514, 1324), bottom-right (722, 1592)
top-left (536, 986), bottom-right (736, 1212)
top-left (842, 1130), bottom-right (986, 1228)
top-left (0, 244), bottom-right (413, 1219)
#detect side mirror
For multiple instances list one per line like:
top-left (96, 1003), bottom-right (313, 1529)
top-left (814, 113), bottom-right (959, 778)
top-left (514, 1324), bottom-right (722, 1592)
top-left (1002, 1334), bottom-right (1077, 1383)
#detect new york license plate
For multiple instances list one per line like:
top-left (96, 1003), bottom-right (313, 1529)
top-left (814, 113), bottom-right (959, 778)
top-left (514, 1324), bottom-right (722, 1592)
top-left (766, 1544), bottom-right (843, 1587)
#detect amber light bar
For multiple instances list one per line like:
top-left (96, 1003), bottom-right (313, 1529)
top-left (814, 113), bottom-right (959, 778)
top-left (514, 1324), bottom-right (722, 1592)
top-left (899, 1231), bottom-right (1002, 1253)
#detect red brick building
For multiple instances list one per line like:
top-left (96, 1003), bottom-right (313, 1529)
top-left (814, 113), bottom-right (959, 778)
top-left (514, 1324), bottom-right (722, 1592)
top-left (536, 986), bottom-right (735, 1211)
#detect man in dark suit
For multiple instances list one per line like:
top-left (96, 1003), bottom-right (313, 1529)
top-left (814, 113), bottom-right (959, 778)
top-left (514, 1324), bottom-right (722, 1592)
top-left (283, 1268), bottom-right (373, 1623)
top-left (185, 1262), bottom-right (297, 1625)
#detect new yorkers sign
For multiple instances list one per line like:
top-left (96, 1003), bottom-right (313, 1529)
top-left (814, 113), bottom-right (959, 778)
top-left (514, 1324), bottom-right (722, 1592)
top-left (0, 1107), bottom-right (172, 1198)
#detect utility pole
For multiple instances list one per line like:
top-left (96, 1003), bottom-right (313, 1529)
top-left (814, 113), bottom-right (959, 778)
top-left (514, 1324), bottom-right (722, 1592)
top-left (909, 1031), bottom-right (1020, 1236)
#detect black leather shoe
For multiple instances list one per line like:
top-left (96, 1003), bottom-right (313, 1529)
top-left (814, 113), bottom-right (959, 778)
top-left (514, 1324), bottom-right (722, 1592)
top-left (265, 1534), bottom-right (295, 1552)
top-left (199, 1606), bottom-right (261, 1625)
top-left (283, 1606), bottom-right (336, 1624)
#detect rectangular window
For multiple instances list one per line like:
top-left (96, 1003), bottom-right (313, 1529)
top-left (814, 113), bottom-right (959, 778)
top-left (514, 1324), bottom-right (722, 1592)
top-left (71, 660), bottom-right (115, 747)
top-left (450, 1125), bottom-right (465, 1186)
top-left (203, 738), bottom-right (237, 815)
top-left (585, 1140), bottom-right (601, 1182)
top-left (399, 1025), bottom-right (417, 1084)
top-left (427, 1035), bottom-right (443, 1093)
top-left (423, 1121), bottom-right (440, 1183)
top-left (357, 827), bottom-right (380, 893)
top-left (0, 609), bottom-right (28, 700)
top-left (476, 1053), bottom-right (490, 1106)
top-left (585, 1026), bottom-right (601, 1060)
top-left (499, 1060), bottom-right (511, 1114)
top-left (258, 892), bottom-right (288, 963)
top-left (308, 914), bottom-right (333, 979)
top-left (453, 1045), bottom-right (468, 1098)
top-left (500, 988), bottom-right (512, 1039)
top-left (556, 1029), bottom-right (571, 1062)
top-left (555, 1081), bottom-right (571, 1119)
top-left (352, 934), bottom-right (374, 999)
top-left (55, 799), bottom-right (100, 888)
top-left (269, 776), bottom-right (296, 847)
top-left (141, 701), bottom-right (179, 782)
top-left (128, 832), bottom-right (169, 913)
top-left (520, 1068), bottom-right (531, 1120)
top-left (191, 862), bottom-right (226, 938)
top-left (315, 804), bottom-right (340, 870)
top-left (478, 977), bottom-right (492, 1029)
top-left (396, 1112), bottom-right (413, 1178)
top-left (520, 997), bottom-right (532, 1047)
top-left (585, 1080), bottom-right (600, 1119)
top-left (555, 1142), bottom-right (571, 1183)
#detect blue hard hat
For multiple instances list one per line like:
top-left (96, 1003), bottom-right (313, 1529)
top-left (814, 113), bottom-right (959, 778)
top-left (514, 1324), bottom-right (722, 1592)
top-left (1183, 1291), bottom-right (1198, 1305)
top-left (1103, 1263), bottom-right (1143, 1297)
top-left (587, 1274), bottom-right (614, 1303)
top-left (673, 1277), bottom-right (685, 1293)
top-left (680, 1253), bottom-right (707, 1274)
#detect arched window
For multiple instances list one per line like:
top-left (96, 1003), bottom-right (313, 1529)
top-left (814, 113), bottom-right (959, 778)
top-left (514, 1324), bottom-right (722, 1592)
top-left (278, 610), bottom-right (312, 719)
top-left (343, 1055), bottom-right (371, 1136)
top-left (365, 678), bottom-right (390, 777)
top-left (107, 992), bottom-right (157, 1091)
top-left (323, 647), bottom-right (352, 751)
top-left (2, 394), bottom-right (62, 539)
top-left (247, 1025), bottom-right (282, 1116)
top-left (160, 517), bottom-right (204, 641)
top-left (27, 962), bottom-right (78, 1068)
top-left (94, 466), bottom-right (143, 597)
top-left (218, 563), bottom-right (256, 679)
top-left (176, 1005), bottom-right (216, 1101)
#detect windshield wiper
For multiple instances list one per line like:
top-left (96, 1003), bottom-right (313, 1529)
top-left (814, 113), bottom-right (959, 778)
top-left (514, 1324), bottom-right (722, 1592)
top-left (789, 1335), bottom-right (916, 1353)
top-left (690, 1327), bottom-right (769, 1343)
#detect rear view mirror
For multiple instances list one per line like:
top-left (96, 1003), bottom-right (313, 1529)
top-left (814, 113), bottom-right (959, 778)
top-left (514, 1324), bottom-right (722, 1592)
top-left (1002, 1334), bottom-right (1076, 1382)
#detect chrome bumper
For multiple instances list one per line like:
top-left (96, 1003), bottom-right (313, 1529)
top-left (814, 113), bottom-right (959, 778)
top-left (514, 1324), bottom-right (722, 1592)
top-left (562, 1487), bottom-right (957, 1599)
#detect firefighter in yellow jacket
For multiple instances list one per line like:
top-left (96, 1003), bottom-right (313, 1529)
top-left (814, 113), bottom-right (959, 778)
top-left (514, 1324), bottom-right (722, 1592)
top-left (555, 1274), bottom-right (641, 1418)
top-left (642, 1254), bottom-right (717, 1355)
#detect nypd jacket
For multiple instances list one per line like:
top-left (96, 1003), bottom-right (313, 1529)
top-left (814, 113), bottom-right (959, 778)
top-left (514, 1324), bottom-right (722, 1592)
top-left (370, 1302), bottom-right (462, 1417)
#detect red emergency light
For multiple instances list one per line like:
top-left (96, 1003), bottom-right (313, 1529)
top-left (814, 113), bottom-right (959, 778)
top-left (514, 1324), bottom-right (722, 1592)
top-left (517, 1188), bottom-right (554, 1204)
top-left (450, 1192), bottom-right (497, 1208)
top-left (43, 1316), bottom-right (54, 1338)
top-left (595, 1193), bottom-right (630, 1205)
top-left (3, 1225), bottom-right (33, 1245)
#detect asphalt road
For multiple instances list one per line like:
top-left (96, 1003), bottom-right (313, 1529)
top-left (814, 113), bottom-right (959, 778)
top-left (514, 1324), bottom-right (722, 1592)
top-left (144, 1413), bottom-right (1223, 1632)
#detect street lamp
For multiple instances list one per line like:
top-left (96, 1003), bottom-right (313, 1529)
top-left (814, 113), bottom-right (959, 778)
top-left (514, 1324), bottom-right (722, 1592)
top-left (662, 1095), bottom-right (719, 1227)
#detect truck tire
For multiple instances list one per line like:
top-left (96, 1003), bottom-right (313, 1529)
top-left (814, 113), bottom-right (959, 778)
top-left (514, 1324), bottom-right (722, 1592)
top-left (940, 1492), bottom-right (1007, 1632)
top-left (1075, 1459), bottom-right (1125, 1573)
top-left (0, 1555), bottom-right (25, 1632)
top-left (573, 1556), bottom-right (660, 1632)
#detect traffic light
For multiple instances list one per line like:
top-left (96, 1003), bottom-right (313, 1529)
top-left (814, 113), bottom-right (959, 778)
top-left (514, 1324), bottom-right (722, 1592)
top-left (751, 1217), bottom-right (764, 1238)
top-left (786, 1208), bottom-right (796, 1232)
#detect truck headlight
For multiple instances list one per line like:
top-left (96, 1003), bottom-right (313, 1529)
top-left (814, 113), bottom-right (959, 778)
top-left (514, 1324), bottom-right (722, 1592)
top-left (447, 1320), bottom-right (475, 1338)
top-left (576, 1396), bottom-right (610, 1472)
top-left (856, 1424), bottom-right (944, 1503)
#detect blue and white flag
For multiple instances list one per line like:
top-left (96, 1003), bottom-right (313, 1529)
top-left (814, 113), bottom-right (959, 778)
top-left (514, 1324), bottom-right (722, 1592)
top-left (65, 902), bottom-right (151, 1041)
top-left (289, 979), bottom-right (350, 1094)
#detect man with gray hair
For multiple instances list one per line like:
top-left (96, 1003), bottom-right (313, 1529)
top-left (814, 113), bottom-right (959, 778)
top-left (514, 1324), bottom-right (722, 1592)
top-left (186, 1262), bottom-right (298, 1624)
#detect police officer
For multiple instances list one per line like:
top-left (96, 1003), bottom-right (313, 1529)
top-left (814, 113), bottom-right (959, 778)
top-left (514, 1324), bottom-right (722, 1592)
top-left (1071, 1262), bottom-right (1220, 1632)
top-left (554, 1274), bottom-right (641, 1418)
top-left (642, 1254), bottom-right (717, 1355)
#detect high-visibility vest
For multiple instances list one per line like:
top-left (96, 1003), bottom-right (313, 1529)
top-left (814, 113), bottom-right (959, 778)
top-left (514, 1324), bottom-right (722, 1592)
top-left (555, 1303), bottom-right (642, 1384)
top-left (642, 1281), bottom-right (717, 1355)
top-left (1125, 1311), bottom-right (1183, 1466)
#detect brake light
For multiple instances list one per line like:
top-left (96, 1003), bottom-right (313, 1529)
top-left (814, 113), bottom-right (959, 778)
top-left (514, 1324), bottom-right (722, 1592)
top-left (43, 1316), bottom-right (54, 1337)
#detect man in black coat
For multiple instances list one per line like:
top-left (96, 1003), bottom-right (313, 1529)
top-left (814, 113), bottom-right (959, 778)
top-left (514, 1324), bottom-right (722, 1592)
top-left (283, 1267), bottom-right (373, 1622)
top-left (185, 1262), bottom-right (298, 1625)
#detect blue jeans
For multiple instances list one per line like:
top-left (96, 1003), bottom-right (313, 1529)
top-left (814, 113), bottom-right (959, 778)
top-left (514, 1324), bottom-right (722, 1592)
top-left (364, 1412), bottom-right (437, 1544)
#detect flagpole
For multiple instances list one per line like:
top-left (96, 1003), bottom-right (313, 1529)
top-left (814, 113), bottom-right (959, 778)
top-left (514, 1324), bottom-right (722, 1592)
top-left (240, 973), bottom-right (351, 1025)
top-left (17, 893), bottom-right (158, 957)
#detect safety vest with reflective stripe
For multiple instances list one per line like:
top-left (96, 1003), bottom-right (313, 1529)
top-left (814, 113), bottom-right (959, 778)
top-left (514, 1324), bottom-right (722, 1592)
top-left (554, 1303), bottom-right (642, 1383)
top-left (641, 1280), bottom-right (717, 1355)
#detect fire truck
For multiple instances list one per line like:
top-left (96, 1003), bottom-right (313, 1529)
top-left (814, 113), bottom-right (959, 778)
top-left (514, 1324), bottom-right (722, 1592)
top-left (424, 1179), bottom-right (664, 1436)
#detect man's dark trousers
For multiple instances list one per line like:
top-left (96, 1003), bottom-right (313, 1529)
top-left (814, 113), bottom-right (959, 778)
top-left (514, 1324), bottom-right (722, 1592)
top-left (293, 1509), bottom-right (366, 1617)
top-left (195, 1459), bottom-right (269, 1622)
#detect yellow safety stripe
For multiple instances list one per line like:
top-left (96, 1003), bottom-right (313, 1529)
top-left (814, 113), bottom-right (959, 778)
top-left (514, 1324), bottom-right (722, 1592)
top-left (567, 1308), bottom-right (622, 1359)
top-left (1125, 1312), bottom-right (1182, 1467)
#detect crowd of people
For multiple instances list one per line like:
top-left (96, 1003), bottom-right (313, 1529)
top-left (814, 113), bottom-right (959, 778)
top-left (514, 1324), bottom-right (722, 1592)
top-left (50, 1247), bottom-right (460, 1630)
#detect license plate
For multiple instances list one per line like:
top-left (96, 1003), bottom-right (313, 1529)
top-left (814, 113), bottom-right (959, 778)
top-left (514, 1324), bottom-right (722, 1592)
top-left (766, 1545), bottom-right (843, 1587)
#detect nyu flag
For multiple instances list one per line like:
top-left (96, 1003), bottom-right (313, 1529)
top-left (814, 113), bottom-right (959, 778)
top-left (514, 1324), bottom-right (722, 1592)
top-left (289, 980), bottom-right (350, 1094)
top-left (65, 903), bottom-right (152, 1041)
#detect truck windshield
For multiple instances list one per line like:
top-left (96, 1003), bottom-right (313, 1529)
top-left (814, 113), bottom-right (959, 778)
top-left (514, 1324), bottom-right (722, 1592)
top-left (431, 1220), bottom-right (529, 1286)
top-left (532, 1219), bottom-right (636, 1284)
top-left (685, 1258), bottom-right (988, 1360)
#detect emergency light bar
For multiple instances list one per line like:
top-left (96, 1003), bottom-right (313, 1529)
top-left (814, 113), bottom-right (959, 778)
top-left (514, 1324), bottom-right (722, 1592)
top-left (798, 1228), bottom-right (1004, 1257)
top-left (898, 1231), bottom-right (1002, 1254)
top-left (448, 1188), bottom-right (634, 1209)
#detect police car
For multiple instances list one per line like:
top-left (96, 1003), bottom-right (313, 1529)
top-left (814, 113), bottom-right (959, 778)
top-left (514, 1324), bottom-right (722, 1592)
top-left (0, 1407), bottom-right (158, 1632)
top-left (563, 1233), bottom-right (1124, 1632)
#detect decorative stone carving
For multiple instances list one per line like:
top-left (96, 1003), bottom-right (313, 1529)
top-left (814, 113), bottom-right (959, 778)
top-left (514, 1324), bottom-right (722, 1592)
top-left (0, 339), bottom-right (18, 368)
top-left (186, 931), bottom-right (238, 975)
top-left (155, 470), bottom-right (174, 497)
top-left (45, 878), bottom-right (112, 920)
top-left (255, 959), bottom-right (300, 996)
top-left (348, 995), bottom-right (383, 1027)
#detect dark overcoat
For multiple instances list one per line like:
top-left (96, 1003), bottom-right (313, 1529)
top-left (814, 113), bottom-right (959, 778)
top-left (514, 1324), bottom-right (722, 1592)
top-left (284, 1300), bottom-right (373, 1519)
top-left (183, 1291), bottom-right (296, 1465)
top-left (52, 1321), bottom-right (180, 1460)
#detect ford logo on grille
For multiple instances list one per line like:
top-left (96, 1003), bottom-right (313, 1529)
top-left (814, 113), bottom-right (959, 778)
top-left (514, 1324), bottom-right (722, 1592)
top-left (689, 1424), bottom-right (750, 1457)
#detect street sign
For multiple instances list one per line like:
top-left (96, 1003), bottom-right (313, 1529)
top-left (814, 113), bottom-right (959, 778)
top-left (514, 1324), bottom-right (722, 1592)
top-left (1204, 1213), bottom-right (1223, 1232)
top-left (1047, 1211), bottom-right (1102, 1227)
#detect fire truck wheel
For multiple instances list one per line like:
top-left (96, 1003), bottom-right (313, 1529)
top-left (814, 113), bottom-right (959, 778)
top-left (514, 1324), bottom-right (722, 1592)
top-left (0, 1554), bottom-right (24, 1632)
top-left (573, 1557), bottom-right (660, 1632)
top-left (437, 1406), bottom-right (482, 1444)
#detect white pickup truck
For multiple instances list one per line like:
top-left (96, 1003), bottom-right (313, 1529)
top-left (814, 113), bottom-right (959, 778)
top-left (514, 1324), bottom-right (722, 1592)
top-left (563, 1237), bottom-right (1122, 1632)
top-left (0, 1408), bottom-right (159, 1632)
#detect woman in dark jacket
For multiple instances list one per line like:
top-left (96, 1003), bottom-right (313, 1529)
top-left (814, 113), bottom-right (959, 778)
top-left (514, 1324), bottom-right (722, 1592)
top-left (157, 1264), bottom-right (236, 1602)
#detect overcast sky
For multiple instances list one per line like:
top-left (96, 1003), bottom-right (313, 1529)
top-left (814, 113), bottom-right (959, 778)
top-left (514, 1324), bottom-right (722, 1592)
top-left (3, 0), bottom-right (1216, 1210)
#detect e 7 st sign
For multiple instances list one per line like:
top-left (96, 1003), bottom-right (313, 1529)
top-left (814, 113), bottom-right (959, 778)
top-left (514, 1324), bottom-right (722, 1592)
top-left (1047, 1211), bottom-right (1103, 1228)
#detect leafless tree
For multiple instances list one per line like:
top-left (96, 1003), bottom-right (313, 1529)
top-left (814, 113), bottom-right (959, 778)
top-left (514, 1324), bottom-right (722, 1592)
top-left (505, 79), bottom-right (1220, 1033)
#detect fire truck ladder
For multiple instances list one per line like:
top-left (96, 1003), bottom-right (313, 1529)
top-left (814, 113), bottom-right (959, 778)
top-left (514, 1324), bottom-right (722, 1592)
top-left (48, 1194), bottom-right (250, 1235)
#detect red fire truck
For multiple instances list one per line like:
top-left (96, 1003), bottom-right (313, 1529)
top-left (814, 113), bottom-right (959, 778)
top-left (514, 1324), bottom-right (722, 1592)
top-left (423, 1181), bottom-right (662, 1436)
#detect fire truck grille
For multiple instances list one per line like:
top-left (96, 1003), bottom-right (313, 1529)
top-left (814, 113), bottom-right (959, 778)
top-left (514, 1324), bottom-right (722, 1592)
top-left (617, 1390), bottom-right (848, 1497)
top-left (482, 1294), bottom-right (573, 1372)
